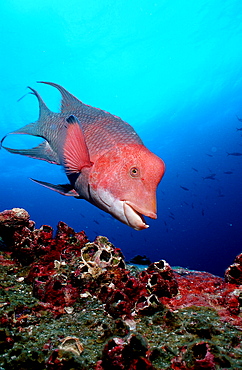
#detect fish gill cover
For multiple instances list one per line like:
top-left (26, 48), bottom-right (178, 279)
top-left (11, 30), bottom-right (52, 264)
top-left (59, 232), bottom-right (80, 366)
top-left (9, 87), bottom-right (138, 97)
top-left (0, 0), bottom-right (242, 276)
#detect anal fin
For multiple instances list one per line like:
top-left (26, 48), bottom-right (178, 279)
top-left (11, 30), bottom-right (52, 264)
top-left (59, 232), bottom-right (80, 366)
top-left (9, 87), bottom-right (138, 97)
top-left (31, 178), bottom-right (80, 197)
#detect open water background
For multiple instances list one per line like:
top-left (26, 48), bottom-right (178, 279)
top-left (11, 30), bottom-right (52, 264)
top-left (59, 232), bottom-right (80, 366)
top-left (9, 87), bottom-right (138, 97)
top-left (1, 0), bottom-right (242, 276)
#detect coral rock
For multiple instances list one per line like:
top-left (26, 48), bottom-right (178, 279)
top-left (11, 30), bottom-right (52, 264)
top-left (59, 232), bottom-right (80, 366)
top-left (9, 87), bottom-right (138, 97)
top-left (139, 259), bottom-right (178, 298)
top-left (1, 208), bottom-right (242, 369)
top-left (97, 334), bottom-right (156, 370)
top-left (225, 252), bottom-right (242, 285)
top-left (0, 208), bottom-right (30, 227)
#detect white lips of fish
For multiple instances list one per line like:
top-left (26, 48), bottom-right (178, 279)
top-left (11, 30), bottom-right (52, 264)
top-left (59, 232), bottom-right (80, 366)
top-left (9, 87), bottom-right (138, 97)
top-left (93, 188), bottom-right (151, 230)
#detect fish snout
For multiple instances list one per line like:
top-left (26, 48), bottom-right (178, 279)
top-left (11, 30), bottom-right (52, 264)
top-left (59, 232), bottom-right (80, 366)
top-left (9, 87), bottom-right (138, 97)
top-left (125, 199), bottom-right (157, 219)
top-left (142, 198), bottom-right (157, 219)
top-left (144, 210), bottom-right (157, 219)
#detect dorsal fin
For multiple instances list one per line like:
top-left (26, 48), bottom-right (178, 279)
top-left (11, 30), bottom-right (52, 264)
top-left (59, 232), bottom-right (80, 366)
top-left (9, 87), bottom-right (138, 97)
top-left (37, 81), bottom-right (83, 113)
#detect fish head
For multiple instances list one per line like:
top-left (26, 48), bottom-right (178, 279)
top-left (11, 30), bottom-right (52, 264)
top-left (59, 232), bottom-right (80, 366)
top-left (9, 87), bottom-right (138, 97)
top-left (89, 144), bottom-right (165, 230)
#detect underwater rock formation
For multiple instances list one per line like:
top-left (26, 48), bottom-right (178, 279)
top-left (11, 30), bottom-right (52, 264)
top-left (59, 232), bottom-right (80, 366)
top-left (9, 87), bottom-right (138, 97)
top-left (0, 208), bottom-right (242, 369)
top-left (225, 252), bottom-right (242, 285)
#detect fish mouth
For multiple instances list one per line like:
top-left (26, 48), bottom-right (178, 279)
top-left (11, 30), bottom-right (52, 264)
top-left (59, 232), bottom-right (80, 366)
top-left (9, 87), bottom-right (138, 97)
top-left (123, 201), bottom-right (157, 231)
top-left (93, 187), bottom-right (157, 230)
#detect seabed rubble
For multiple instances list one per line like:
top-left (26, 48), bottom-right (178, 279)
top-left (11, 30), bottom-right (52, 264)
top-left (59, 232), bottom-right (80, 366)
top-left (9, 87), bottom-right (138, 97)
top-left (0, 208), bottom-right (242, 369)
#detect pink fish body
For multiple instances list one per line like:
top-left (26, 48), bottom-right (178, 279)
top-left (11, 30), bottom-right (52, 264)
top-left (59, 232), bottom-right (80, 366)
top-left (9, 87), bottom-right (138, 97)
top-left (1, 82), bottom-right (165, 230)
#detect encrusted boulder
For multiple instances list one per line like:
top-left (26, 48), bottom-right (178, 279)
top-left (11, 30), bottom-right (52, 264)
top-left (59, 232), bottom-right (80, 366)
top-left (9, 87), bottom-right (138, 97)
top-left (96, 333), bottom-right (156, 370)
top-left (139, 259), bottom-right (178, 298)
top-left (225, 252), bottom-right (242, 285)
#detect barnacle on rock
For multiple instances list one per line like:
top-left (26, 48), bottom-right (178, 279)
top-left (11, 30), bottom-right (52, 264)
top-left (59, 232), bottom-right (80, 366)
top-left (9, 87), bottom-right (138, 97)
top-left (59, 336), bottom-right (84, 356)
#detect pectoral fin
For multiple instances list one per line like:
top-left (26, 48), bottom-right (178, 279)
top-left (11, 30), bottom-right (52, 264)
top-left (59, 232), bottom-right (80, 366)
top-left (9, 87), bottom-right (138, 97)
top-left (30, 178), bottom-right (80, 197)
top-left (62, 115), bottom-right (93, 174)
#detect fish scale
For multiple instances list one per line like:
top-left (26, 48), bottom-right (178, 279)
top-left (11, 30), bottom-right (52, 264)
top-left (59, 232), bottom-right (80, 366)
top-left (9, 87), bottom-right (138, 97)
top-left (69, 110), bottom-right (141, 158)
top-left (38, 81), bottom-right (143, 158)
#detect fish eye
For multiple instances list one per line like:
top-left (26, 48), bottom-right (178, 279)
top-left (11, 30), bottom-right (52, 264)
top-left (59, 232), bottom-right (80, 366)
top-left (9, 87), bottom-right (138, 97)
top-left (130, 167), bottom-right (140, 178)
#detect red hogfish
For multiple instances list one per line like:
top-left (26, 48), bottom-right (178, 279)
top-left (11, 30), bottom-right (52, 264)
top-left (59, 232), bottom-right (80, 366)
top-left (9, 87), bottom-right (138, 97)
top-left (1, 82), bottom-right (165, 230)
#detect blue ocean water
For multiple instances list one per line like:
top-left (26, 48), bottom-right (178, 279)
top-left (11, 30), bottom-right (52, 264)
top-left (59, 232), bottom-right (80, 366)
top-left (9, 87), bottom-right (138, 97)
top-left (1, 0), bottom-right (242, 277)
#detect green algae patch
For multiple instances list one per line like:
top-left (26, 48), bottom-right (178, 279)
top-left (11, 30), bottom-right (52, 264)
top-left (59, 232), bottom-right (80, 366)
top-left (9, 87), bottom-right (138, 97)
top-left (137, 306), bottom-right (242, 369)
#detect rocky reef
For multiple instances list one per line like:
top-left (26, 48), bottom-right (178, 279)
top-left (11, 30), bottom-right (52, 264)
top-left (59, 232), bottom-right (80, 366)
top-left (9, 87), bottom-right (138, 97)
top-left (0, 208), bottom-right (242, 369)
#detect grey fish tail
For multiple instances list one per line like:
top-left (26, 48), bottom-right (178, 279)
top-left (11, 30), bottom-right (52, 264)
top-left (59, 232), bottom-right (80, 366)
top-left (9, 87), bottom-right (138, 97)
top-left (28, 86), bottom-right (51, 123)
top-left (3, 86), bottom-right (52, 138)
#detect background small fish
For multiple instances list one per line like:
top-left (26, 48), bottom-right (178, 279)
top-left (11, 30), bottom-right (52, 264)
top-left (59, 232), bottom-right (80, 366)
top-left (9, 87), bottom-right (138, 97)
top-left (202, 174), bottom-right (216, 180)
top-left (226, 152), bottom-right (242, 156)
top-left (180, 185), bottom-right (189, 191)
